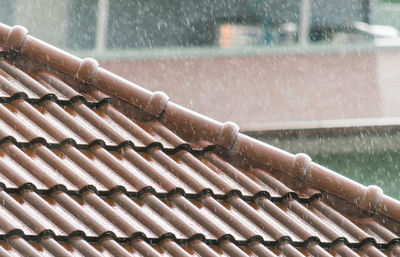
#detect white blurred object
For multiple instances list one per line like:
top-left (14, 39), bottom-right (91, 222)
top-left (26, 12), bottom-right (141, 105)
top-left (218, 24), bottom-right (264, 48)
top-left (278, 22), bottom-right (298, 44)
top-left (353, 21), bottom-right (400, 46)
top-left (353, 21), bottom-right (399, 38)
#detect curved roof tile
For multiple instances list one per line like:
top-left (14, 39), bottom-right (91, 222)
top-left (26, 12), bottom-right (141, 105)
top-left (0, 23), bottom-right (398, 256)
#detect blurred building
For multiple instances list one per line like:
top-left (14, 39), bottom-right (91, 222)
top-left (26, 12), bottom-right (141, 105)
top-left (2, 0), bottom-right (400, 198)
top-left (3, 0), bottom-right (398, 130)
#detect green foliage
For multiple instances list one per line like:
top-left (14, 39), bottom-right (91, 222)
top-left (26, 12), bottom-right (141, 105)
top-left (312, 151), bottom-right (400, 200)
top-left (381, 0), bottom-right (400, 3)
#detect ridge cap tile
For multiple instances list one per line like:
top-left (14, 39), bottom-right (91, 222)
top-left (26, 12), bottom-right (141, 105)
top-left (0, 22), bottom-right (399, 257)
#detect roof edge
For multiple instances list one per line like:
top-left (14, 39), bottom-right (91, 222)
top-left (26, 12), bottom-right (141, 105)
top-left (1, 23), bottom-right (400, 222)
top-left (233, 134), bottom-right (400, 221)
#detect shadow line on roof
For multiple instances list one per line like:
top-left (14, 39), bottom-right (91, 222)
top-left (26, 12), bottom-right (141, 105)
top-left (0, 181), bottom-right (322, 204)
top-left (0, 227), bottom-right (398, 251)
top-left (1, 92), bottom-right (111, 108)
top-left (0, 135), bottom-right (216, 154)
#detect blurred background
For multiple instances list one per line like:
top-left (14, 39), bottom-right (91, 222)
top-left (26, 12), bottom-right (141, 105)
top-left (1, 0), bottom-right (400, 199)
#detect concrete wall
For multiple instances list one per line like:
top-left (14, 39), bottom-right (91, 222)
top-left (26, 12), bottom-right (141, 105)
top-left (14, 0), bottom-right (69, 47)
top-left (377, 50), bottom-right (400, 118)
top-left (100, 50), bottom-right (382, 130)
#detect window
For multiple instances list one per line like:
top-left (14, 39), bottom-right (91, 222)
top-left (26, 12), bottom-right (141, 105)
top-left (61, 0), bottom-right (382, 51)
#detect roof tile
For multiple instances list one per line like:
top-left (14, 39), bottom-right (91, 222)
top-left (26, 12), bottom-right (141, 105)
top-left (0, 23), bottom-right (398, 256)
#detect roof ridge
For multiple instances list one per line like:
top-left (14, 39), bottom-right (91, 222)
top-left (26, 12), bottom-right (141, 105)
top-left (0, 23), bottom-right (399, 222)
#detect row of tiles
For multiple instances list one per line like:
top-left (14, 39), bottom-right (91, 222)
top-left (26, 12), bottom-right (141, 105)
top-left (2, 237), bottom-right (377, 257)
top-left (0, 140), bottom-right (278, 196)
top-left (0, 187), bottom-right (397, 257)
top-left (0, 186), bottom-right (352, 242)
top-left (0, 137), bottom-right (393, 243)
top-left (2, 235), bottom-right (399, 257)
top-left (0, 59), bottom-right (200, 148)
top-left (0, 60), bottom-right (281, 195)
top-left (0, 58), bottom-right (399, 256)
top-left (0, 144), bottom-right (396, 256)
top-left (0, 59), bottom-right (96, 102)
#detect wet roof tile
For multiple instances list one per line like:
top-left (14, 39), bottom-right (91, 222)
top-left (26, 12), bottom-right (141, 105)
top-left (0, 23), bottom-right (399, 256)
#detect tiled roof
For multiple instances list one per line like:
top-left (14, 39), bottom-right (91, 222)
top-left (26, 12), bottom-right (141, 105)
top-left (0, 23), bottom-right (399, 257)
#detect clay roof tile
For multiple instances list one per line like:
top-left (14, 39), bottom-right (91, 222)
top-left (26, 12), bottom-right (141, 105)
top-left (0, 23), bottom-right (398, 256)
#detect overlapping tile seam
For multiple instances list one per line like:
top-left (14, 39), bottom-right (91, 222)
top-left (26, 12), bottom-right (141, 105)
top-left (1, 140), bottom-right (394, 254)
top-left (0, 91), bottom-right (217, 153)
top-left (0, 184), bottom-right (396, 257)
top-left (0, 23), bottom-right (400, 222)
top-left (0, 91), bottom-right (319, 202)
top-left (0, 179), bottom-right (322, 203)
top-left (0, 140), bottom-right (396, 254)
top-left (0, 90), bottom-right (111, 109)
top-left (0, 227), bottom-right (398, 251)
top-left (0, 123), bottom-right (394, 254)
top-left (0, 93), bottom-right (315, 202)
top-left (0, 184), bottom-right (396, 254)
top-left (0, 133), bottom-right (215, 156)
